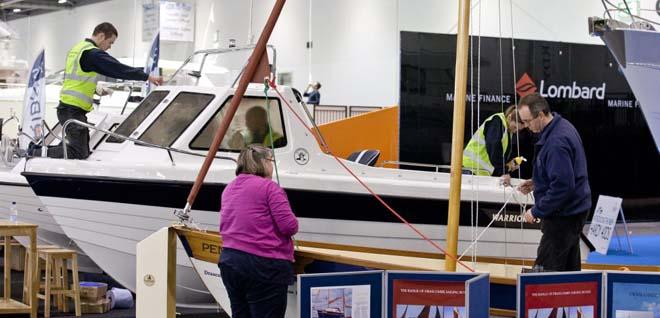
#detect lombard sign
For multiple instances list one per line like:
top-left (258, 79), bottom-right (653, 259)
top-left (516, 72), bottom-right (606, 100)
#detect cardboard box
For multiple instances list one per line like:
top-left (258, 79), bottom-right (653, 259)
top-left (81, 298), bottom-right (111, 314)
top-left (79, 282), bottom-right (108, 302)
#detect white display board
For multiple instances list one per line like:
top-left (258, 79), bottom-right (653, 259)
top-left (159, 1), bottom-right (194, 42)
top-left (142, 2), bottom-right (159, 41)
top-left (587, 195), bottom-right (623, 255)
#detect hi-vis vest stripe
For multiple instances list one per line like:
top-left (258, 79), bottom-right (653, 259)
top-left (463, 112), bottom-right (509, 176)
top-left (60, 41), bottom-right (99, 112)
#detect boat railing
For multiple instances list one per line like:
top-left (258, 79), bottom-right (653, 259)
top-left (312, 105), bottom-right (383, 125)
top-left (599, 0), bottom-right (659, 27)
top-left (381, 160), bottom-right (448, 172)
top-left (60, 119), bottom-right (236, 165)
top-left (166, 44), bottom-right (277, 87)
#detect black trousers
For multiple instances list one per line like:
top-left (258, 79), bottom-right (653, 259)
top-left (47, 104), bottom-right (90, 159)
top-left (219, 263), bottom-right (288, 318)
top-left (535, 212), bottom-right (588, 271)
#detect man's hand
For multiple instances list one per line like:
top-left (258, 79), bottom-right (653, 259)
top-left (506, 159), bottom-right (520, 172)
top-left (148, 75), bottom-right (164, 86)
top-left (523, 209), bottom-right (536, 223)
top-left (517, 179), bottom-right (534, 194)
top-left (500, 174), bottom-right (512, 186)
top-left (95, 86), bottom-right (113, 96)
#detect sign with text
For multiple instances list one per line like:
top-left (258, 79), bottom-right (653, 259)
top-left (298, 270), bottom-right (383, 318)
top-left (588, 195), bottom-right (623, 254)
top-left (387, 271), bottom-right (488, 318)
top-left (606, 271), bottom-right (660, 318)
top-left (142, 1), bottom-right (159, 41)
top-left (518, 271), bottom-right (603, 318)
top-left (159, 1), bottom-right (194, 42)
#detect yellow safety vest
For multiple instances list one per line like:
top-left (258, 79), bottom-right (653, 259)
top-left (60, 40), bottom-right (99, 112)
top-left (463, 112), bottom-right (509, 176)
top-left (241, 129), bottom-right (283, 147)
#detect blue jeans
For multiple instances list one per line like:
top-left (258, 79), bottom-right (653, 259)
top-left (219, 263), bottom-right (288, 318)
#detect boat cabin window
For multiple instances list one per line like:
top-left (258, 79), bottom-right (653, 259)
top-left (138, 92), bottom-right (215, 147)
top-left (107, 90), bottom-right (169, 143)
top-left (189, 96), bottom-right (287, 151)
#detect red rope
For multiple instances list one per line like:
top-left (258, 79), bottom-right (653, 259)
top-left (268, 80), bottom-right (475, 272)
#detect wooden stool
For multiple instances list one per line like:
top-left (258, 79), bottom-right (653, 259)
top-left (36, 248), bottom-right (81, 318)
top-left (22, 244), bottom-right (60, 305)
top-left (0, 222), bottom-right (38, 318)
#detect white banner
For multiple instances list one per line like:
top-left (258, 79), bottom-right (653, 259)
top-left (587, 195), bottom-right (623, 255)
top-left (160, 1), bottom-right (194, 42)
top-left (20, 49), bottom-right (45, 150)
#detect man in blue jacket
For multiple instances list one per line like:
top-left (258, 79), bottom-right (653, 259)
top-left (517, 93), bottom-right (591, 272)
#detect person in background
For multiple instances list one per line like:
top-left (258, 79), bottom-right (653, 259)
top-left (219, 145), bottom-right (298, 318)
top-left (518, 93), bottom-right (591, 272)
top-left (462, 104), bottom-right (526, 184)
top-left (303, 81), bottom-right (321, 105)
top-left (46, 22), bottom-right (162, 159)
top-left (229, 106), bottom-right (284, 149)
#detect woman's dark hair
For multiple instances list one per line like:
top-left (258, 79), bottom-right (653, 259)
top-left (235, 144), bottom-right (272, 177)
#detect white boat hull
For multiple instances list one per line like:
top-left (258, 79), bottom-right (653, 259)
top-left (39, 196), bottom-right (214, 306)
top-left (34, 189), bottom-right (540, 307)
top-left (0, 171), bottom-right (100, 272)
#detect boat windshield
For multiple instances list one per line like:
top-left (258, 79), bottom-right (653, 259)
top-left (189, 95), bottom-right (287, 152)
top-left (138, 92), bottom-right (215, 147)
top-left (106, 90), bottom-right (169, 143)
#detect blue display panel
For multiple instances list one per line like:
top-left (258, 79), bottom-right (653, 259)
top-left (518, 271), bottom-right (603, 318)
top-left (386, 271), bottom-right (488, 318)
top-left (606, 271), bottom-right (660, 318)
top-left (298, 270), bottom-right (383, 318)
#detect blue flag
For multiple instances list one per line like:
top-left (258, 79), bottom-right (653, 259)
top-left (20, 49), bottom-right (45, 150)
top-left (143, 32), bottom-right (160, 96)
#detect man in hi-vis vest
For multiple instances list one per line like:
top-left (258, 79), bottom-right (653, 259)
top-left (47, 22), bottom-right (162, 159)
top-left (462, 105), bottom-right (526, 183)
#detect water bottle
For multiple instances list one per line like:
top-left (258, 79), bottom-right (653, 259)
top-left (9, 201), bottom-right (18, 223)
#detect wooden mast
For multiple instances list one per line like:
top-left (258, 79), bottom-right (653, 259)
top-left (184, 0), bottom-right (286, 211)
top-left (445, 0), bottom-right (471, 272)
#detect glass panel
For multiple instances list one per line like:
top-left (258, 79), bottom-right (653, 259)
top-left (138, 92), bottom-right (215, 147)
top-left (189, 96), bottom-right (287, 151)
top-left (107, 90), bottom-right (169, 143)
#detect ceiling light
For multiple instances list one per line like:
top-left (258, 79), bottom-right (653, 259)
top-left (58, 0), bottom-right (67, 3)
top-left (12, 8), bottom-right (21, 13)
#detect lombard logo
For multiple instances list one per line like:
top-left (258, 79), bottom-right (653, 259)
top-left (516, 72), bottom-right (607, 100)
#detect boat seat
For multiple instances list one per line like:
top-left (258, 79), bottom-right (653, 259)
top-left (347, 149), bottom-right (380, 166)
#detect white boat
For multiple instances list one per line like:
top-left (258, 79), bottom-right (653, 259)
top-left (0, 110), bottom-right (127, 273)
top-left (21, 79), bottom-right (537, 307)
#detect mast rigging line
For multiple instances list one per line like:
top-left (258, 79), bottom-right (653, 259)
top-left (266, 79), bottom-right (477, 273)
top-left (457, 189), bottom-right (531, 261)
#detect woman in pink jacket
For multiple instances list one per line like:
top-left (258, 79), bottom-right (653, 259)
top-left (219, 144), bottom-right (299, 318)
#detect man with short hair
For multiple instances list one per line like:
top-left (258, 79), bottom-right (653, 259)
top-left (517, 93), bottom-right (591, 272)
top-left (47, 22), bottom-right (163, 159)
